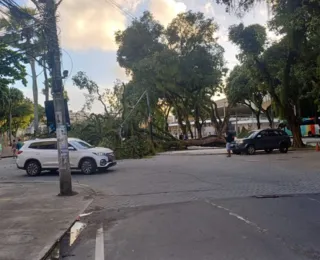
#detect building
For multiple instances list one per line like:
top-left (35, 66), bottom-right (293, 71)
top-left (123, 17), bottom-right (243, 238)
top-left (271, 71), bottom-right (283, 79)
top-left (69, 110), bottom-right (88, 124)
top-left (167, 97), bottom-right (279, 138)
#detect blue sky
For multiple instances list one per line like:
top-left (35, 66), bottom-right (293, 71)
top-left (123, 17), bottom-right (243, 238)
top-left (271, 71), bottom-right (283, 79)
top-left (11, 0), bottom-right (272, 113)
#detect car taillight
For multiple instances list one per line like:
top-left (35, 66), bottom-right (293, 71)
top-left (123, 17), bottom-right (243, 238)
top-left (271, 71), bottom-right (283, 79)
top-left (17, 151), bottom-right (23, 155)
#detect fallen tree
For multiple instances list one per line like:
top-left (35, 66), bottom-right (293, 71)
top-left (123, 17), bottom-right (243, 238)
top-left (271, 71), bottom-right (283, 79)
top-left (184, 135), bottom-right (226, 147)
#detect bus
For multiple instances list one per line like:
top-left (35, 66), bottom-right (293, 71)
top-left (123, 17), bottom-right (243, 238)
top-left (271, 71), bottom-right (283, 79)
top-left (283, 117), bottom-right (320, 137)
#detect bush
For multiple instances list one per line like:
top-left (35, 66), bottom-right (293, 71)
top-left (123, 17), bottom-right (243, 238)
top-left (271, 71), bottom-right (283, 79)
top-left (99, 133), bottom-right (155, 159)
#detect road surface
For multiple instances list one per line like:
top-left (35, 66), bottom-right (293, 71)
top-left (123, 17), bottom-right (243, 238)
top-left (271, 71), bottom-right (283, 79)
top-left (1, 150), bottom-right (320, 259)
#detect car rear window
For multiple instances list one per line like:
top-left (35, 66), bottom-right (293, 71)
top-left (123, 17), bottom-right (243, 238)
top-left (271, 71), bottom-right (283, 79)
top-left (29, 141), bottom-right (57, 150)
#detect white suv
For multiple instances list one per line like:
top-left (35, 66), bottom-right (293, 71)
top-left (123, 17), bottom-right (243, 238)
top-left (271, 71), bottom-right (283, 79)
top-left (16, 138), bottom-right (116, 176)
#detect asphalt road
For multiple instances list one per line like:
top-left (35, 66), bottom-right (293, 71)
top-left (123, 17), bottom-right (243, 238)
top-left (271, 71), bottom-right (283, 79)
top-left (2, 151), bottom-right (320, 259)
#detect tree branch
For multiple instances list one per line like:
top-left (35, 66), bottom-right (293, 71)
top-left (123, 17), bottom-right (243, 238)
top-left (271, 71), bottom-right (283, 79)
top-left (55, 0), bottom-right (63, 10)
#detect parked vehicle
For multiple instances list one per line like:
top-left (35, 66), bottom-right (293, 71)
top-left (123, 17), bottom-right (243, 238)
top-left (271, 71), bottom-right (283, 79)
top-left (231, 129), bottom-right (291, 155)
top-left (16, 138), bottom-right (116, 176)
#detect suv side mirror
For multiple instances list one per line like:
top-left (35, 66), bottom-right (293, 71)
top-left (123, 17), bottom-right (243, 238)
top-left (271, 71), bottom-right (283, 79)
top-left (68, 146), bottom-right (76, 151)
top-left (256, 135), bottom-right (262, 138)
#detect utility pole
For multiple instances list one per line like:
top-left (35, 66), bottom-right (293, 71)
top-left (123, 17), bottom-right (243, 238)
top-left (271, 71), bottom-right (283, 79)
top-left (146, 91), bottom-right (153, 142)
top-left (42, 0), bottom-right (72, 195)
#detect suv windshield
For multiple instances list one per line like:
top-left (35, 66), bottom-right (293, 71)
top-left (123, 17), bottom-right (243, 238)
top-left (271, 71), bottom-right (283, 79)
top-left (73, 141), bottom-right (93, 149)
top-left (243, 131), bottom-right (258, 139)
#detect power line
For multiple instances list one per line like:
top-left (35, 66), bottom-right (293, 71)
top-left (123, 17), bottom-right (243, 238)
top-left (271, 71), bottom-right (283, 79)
top-left (103, 0), bottom-right (135, 20)
top-left (61, 48), bottom-right (73, 79)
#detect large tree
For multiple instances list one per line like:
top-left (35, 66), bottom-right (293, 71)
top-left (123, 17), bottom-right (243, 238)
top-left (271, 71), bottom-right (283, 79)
top-left (0, 7), bottom-right (44, 134)
top-left (0, 44), bottom-right (27, 139)
top-left (226, 64), bottom-right (273, 128)
top-left (115, 11), bottom-right (228, 140)
top-left (229, 22), bottom-right (304, 146)
top-left (165, 11), bottom-right (227, 138)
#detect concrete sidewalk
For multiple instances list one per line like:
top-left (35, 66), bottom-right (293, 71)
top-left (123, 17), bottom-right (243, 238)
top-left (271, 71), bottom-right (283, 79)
top-left (0, 182), bottom-right (94, 260)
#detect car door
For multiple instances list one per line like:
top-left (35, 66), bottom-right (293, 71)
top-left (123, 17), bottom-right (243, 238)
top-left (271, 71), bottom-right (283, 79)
top-left (267, 130), bottom-right (281, 149)
top-left (29, 141), bottom-right (58, 168)
top-left (254, 130), bottom-right (269, 150)
top-left (68, 143), bottom-right (80, 168)
top-left (40, 141), bottom-right (58, 168)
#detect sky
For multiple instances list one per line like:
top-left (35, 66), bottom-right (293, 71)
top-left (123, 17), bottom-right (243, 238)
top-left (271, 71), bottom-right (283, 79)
top-left (8, 0), bottom-right (274, 113)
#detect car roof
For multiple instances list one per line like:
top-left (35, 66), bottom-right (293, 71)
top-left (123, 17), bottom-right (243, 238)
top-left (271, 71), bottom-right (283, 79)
top-left (258, 128), bottom-right (284, 131)
top-left (24, 137), bottom-right (81, 143)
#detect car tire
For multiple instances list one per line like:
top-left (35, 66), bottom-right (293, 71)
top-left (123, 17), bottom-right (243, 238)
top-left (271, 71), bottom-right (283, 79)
top-left (80, 158), bottom-right (96, 175)
top-left (265, 149), bottom-right (273, 153)
top-left (279, 143), bottom-right (288, 153)
top-left (246, 145), bottom-right (255, 155)
top-left (25, 160), bottom-right (41, 176)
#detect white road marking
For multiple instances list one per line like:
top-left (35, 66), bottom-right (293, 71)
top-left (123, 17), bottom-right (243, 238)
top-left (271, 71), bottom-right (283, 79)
top-left (308, 197), bottom-right (320, 205)
top-left (95, 225), bottom-right (105, 260)
top-left (205, 200), bottom-right (267, 233)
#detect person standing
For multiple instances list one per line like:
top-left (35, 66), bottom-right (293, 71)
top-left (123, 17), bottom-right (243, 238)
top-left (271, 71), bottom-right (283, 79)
top-left (16, 138), bottom-right (23, 152)
top-left (225, 132), bottom-right (234, 157)
top-left (0, 142), bottom-right (2, 160)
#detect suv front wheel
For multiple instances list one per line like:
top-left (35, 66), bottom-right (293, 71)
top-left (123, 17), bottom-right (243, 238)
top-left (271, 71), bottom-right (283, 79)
top-left (25, 160), bottom-right (41, 176)
top-left (80, 158), bottom-right (97, 175)
top-left (279, 143), bottom-right (288, 153)
top-left (246, 145), bottom-right (255, 155)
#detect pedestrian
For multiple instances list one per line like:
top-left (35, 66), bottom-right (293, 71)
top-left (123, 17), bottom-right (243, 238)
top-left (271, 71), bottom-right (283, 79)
top-left (12, 139), bottom-right (17, 158)
top-left (0, 142), bottom-right (2, 160)
top-left (225, 132), bottom-right (234, 158)
top-left (16, 138), bottom-right (23, 152)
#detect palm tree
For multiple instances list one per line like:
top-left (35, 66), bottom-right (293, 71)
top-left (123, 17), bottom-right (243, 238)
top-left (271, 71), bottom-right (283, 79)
top-left (0, 7), bottom-right (44, 134)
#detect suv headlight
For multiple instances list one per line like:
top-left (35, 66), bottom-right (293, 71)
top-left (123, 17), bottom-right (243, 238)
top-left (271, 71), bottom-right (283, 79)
top-left (237, 140), bottom-right (244, 144)
top-left (93, 152), bottom-right (107, 156)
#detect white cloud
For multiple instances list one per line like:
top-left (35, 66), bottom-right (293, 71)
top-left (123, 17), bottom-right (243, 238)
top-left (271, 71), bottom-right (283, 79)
top-left (56, 0), bottom-right (129, 51)
top-left (214, 28), bottom-right (228, 45)
top-left (204, 1), bottom-right (214, 16)
top-left (24, 0), bottom-right (141, 52)
top-left (113, 66), bottom-right (131, 82)
top-left (150, 0), bottom-right (187, 27)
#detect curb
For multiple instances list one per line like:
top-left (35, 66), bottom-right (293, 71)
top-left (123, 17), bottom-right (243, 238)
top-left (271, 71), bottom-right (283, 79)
top-left (39, 198), bottom-right (94, 260)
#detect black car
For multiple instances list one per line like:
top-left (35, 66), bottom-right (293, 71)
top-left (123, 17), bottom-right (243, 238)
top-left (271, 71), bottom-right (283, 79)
top-left (231, 129), bottom-right (291, 155)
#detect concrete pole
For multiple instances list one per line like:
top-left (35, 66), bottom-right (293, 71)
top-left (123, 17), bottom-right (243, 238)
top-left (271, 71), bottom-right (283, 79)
top-left (43, 0), bottom-right (72, 195)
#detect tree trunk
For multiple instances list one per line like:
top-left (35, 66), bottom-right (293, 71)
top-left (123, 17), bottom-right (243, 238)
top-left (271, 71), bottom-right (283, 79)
top-left (256, 112), bottom-right (261, 129)
top-left (29, 57), bottom-right (39, 134)
top-left (287, 109), bottom-right (304, 148)
top-left (290, 122), bottom-right (304, 148)
top-left (195, 121), bottom-right (202, 139)
top-left (264, 106), bottom-right (273, 128)
top-left (177, 116), bottom-right (186, 136)
top-left (186, 119), bottom-right (193, 139)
